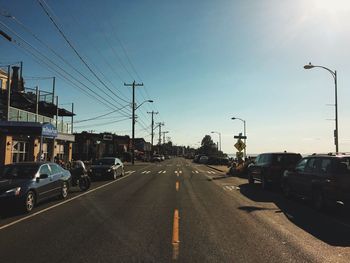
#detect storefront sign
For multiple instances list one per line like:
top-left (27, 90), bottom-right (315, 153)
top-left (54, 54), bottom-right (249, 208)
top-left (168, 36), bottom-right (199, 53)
top-left (42, 123), bottom-right (58, 138)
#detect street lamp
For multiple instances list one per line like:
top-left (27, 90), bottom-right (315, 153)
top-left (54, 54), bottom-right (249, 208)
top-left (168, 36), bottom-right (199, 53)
top-left (231, 117), bottom-right (247, 159)
top-left (304, 62), bottom-right (339, 153)
top-left (211, 131), bottom-right (221, 151)
top-left (135, 100), bottom-right (153, 110)
top-left (132, 99), bottom-right (153, 164)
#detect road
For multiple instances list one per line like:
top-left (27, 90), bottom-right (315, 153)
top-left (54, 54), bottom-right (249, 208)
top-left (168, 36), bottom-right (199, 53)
top-left (1, 157), bottom-right (350, 262)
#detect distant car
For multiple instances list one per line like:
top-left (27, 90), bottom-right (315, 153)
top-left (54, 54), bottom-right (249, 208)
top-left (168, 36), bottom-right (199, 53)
top-left (282, 154), bottom-right (350, 210)
top-left (199, 156), bottom-right (209, 164)
top-left (89, 157), bottom-right (124, 180)
top-left (151, 155), bottom-right (162, 162)
top-left (248, 152), bottom-right (302, 189)
top-left (0, 162), bottom-right (71, 212)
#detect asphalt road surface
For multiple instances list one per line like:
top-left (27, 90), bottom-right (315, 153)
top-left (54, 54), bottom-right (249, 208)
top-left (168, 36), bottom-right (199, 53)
top-left (1, 157), bottom-right (350, 262)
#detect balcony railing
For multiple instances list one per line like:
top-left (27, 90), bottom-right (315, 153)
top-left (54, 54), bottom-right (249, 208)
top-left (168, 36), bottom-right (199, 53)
top-left (8, 106), bottom-right (71, 133)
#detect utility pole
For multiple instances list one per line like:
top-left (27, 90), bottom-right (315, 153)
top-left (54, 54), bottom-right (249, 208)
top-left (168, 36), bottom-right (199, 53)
top-left (147, 111), bottom-right (158, 148)
top-left (156, 122), bottom-right (164, 153)
top-left (162, 131), bottom-right (169, 144)
top-left (124, 81), bottom-right (144, 165)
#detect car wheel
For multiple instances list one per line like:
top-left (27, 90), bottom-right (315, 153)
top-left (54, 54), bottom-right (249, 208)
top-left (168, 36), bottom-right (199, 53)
top-left (112, 170), bottom-right (117, 180)
top-left (60, 181), bottom-right (68, 199)
top-left (312, 190), bottom-right (325, 211)
top-left (23, 191), bottom-right (35, 213)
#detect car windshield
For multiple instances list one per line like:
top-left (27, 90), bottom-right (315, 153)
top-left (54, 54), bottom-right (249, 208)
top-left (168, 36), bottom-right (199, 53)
top-left (93, 159), bottom-right (115, 165)
top-left (274, 154), bottom-right (301, 164)
top-left (1, 164), bottom-right (39, 179)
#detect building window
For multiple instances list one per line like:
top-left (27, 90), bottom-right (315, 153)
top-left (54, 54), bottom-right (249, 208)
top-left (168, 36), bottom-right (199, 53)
top-left (12, 141), bottom-right (29, 163)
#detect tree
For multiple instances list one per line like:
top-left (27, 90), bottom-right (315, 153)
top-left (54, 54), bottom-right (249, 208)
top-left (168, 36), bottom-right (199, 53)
top-left (197, 135), bottom-right (217, 156)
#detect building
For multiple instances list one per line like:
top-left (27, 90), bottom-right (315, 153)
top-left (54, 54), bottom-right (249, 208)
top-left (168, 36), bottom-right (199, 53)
top-left (133, 138), bottom-right (152, 161)
top-left (73, 132), bottom-right (130, 161)
top-left (0, 64), bottom-right (75, 165)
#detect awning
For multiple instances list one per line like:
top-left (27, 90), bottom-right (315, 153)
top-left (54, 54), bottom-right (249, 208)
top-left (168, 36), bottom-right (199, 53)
top-left (0, 121), bottom-right (57, 138)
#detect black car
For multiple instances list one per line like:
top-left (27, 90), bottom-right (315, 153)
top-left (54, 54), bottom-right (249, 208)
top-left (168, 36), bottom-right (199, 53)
top-left (248, 152), bottom-right (302, 189)
top-left (89, 157), bottom-right (124, 180)
top-left (0, 162), bottom-right (71, 212)
top-left (282, 154), bottom-right (350, 210)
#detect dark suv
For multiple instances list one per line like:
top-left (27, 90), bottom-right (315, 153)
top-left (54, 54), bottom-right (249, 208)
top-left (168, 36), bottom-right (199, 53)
top-left (248, 152), bottom-right (302, 189)
top-left (282, 154), bottom-right (350, 210)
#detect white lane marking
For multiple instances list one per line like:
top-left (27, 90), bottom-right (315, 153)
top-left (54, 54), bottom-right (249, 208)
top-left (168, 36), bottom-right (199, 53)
top-left (0, 173), bottom-right (133, 231)
top-left (141, 171), bottom-right (147, 174)
top-left (158, 170), bottom-right (163, 174)
top-left (179, 171), bottom-right (182, 174)
top-left (158, 170), bottom-right (166, 174)
top-left (195, 171), bottom-right (199, 174)
top-left (163, 171), bottom-right (166, 174)
top-left (176, 164), bottom-right (181, 167)
top-left (146, 171), bottom-right (151, 174)
top-left (191, 171), bottom-right (194, 174)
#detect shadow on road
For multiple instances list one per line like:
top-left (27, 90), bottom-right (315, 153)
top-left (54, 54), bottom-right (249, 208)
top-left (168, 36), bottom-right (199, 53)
top-left (239, 183), bottom-right (350, 247)
top-left (238, 206), bottom-right (275, 213)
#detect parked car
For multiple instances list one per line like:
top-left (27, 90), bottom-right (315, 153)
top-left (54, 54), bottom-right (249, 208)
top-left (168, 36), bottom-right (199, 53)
top-left (282, 154), bottom-right (350, 210)
top-left (89, 157), bottom-right (124, 180)
top-left (151, 155), bottom-right (162, 162)
top-left (0, 162), bottom-right (71, 212)
top-left (248, 152), bottom-right (302, 189)
top-left (199, 155), bottom-right (209, 164)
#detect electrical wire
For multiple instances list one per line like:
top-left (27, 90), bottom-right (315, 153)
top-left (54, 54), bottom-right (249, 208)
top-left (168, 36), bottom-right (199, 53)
top-left (36, 0), bottom-right (130, 104)
top-left (0, 21), bottom-right (131, 115)
top-left (2, 12), bottom-right (130, 115)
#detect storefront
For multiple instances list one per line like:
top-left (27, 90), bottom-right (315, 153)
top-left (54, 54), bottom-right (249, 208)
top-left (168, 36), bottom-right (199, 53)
top-left (0, 121), bottom-right (74, 165)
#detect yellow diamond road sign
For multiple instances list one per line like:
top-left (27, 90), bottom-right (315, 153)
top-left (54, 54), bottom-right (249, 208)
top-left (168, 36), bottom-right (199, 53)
top-left (234, 139), bottom-right (246, 152)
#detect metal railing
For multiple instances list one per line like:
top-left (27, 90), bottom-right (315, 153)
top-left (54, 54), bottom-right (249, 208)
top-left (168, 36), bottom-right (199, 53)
top-left (8, 106), bottom-right (71, 133)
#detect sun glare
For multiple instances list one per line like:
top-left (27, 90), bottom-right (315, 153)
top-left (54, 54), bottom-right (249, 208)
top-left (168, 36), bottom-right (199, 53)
top-left (310, 0), bottom-right (350, 15)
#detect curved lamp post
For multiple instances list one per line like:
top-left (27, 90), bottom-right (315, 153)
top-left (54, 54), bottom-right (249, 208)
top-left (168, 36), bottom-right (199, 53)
top-left (231, 117), bottom-right (246, 159)
top-left (211, 131), bottom-right (221, 151)
top-left (304, 62), bottom-right (338, 153)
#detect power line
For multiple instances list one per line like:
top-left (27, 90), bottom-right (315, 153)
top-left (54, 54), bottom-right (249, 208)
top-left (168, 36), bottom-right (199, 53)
top-left (0, 22), bottom-right (127, 112)
top-left (36, 0), bottom-right (130, 105)
top-left (75, 117), bottom-right (130, 129)
top-left (1, 12), bottom-right (130, 116)
top-left (74, 104), bottom-right (130, 123)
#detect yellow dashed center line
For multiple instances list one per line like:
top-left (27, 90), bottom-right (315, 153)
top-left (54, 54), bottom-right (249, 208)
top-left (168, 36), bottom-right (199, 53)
top-left (172, 209), bottom-right (180, 260)
top-left (176, 181), bottom-right (179, 191)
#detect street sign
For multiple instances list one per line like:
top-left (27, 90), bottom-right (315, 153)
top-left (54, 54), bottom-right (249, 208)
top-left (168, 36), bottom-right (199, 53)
top-left (234, 139), bottom-right (246, 152)
top-left (234, 135), bottom-right (247, 139)
top-left (236, 152), bottom-right (243, 158)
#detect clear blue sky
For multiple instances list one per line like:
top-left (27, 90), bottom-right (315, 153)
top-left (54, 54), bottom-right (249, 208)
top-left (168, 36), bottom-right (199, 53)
top-left (1, 0), bottom-right (350, 154)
